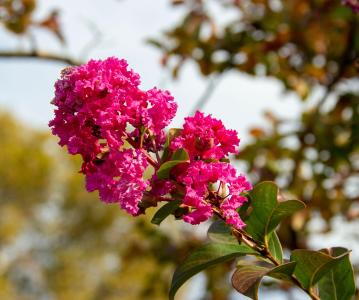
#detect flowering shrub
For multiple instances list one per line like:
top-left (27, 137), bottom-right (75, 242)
top-left (50, 57), bottom-right (356, 300)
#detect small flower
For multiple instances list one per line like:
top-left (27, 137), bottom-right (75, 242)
top-left (150, 176), bottom-right (176, 196)
top-left (183, 205), bottom-right (213, 225)
top-left (146, 88), bottom-right (178, 137)
top-left (175, 161), bottom-right (252, 228)
top-left (85, 149), bottom-right (148, 216)
top-left (171, 111), bottom-right (240, 160)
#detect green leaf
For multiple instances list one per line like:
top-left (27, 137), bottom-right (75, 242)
top-left (169, 243), bottom-right (256, 300)
top-left (266, 200), bottom-right (306, 233)
top-left (267, 231), bottom-right (283, 264)
top-left (157, 148), bottom-right (189, 179)
top-left (151, 200), bottom-right (181, 225)
top-left (290, 248), bottom-right (351, 290)
top-left (231, 262), bottom-right (296, 299)
top-left (267, 262), bottom-right (297, 282)
top-left (245, 182), bottom-right (305, 243)
top-left (171, 148), bottom-right (189, 161)
top-left (207, 219), bottom-right (237, 244)
top-left (238, 199), bottom-right (250, 219)
top-left (156, 160), bottom-right (185, 179)
top-left (318, 248), bottom-right (355, 300)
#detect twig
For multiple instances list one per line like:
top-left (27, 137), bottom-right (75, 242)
top-left (0, 51), bottom-right (80, 66)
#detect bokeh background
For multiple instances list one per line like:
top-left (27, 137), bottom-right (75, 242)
top-left (0, 0), bottom-right (358, 299)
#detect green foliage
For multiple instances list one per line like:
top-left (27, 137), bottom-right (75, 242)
top-left (151, 200), bottom-right (181, 225)
top-left (152, 1), bottom-right (359, 265)
top-left (207, 219), bottom-right (237, 244)
top-left (267, 231), bottom-right (283, 264)
top-left (0, 0), bottom-right (64, 42)
top-left (172, 181), bottom-right (356, 300)
top-left (239, 92), bottom-right (359, 249)
top-left (152, 0), bottom-right (358, 97)
top-left (156, 148), bottom-right (189, 179)
top-left (290, 248), bottom-right (352, 290)
top-left (169, 243), bottom-right (256, 300)
top-left (231, 262), bottom-right (296, 299)
top-left (0, 112), bottom-right (53, 206)
top-left (318, 248), bottom-right (356, 300)
top-left (0, 0), bottom-right (36, 34)
top-left (245, 182), bottom-right (305, 248)
top-left (0, 112), bottom-right (196, 300)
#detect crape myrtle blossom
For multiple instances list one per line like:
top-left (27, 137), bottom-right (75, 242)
top-left (85, 149), bottom-right (148, 216)
top-left (49, 57), bottom-right (177, 215)
top-left (170, 111), bottom-right (240, 160)
top-left (49, 56), bottom-right (252, 229)
top-left (49, 57), bottom-right (177, 165)
top-left (174, 161), bottom-right (252, 229)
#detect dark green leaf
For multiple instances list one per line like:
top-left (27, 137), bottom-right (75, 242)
top-left (238, 199), bottom-right (251, 219)
top-left (267, 231), bottom-right (283, 264)
top-left (157, 160), bottom-right (185, 179)
top-left (231, 262), bottom-right (296, 299)
top-left (151, 200), bottom-right (181, 225)
top-left (169, 243), bottom-right (256, 300)
top-left (245, 182), bottom-right (305, 243)
top-left (207, 219), bottom-right (237, 244)
top-left (157, 149), bottom-right (189, 179)
top-left (266, 200), bottom-right (306, 234)
top-left (318, 248), bottom-right (355, 300)
top-left (290, 249), bottom-right (351, 289)
top-left (232, 265), bottom-right (264, 300)
top-left (245, 182), bottom-right (278, 241)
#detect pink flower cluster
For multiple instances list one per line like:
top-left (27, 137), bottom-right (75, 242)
top-left (343, 0), bottom-right (359, 13)
top-left (171, 111), bottom-right (239, 160)
top-left (50, 57), bottom-right (252, 229)
top-left (169, 112), bottom-right (251, 228)
top-left (49, 57), bottom-right (177, 215)
top-left (85, 149), bottom-right (148, 215)
top-left (174, 161), bottom-right (252, 229)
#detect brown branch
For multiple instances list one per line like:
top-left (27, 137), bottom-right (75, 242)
top-left (0, 51), bottom-right (81, 66)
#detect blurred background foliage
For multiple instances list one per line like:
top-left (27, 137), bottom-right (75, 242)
top-left (151, 0), bottom-right (359, 250)
top-left (0, 0), bottom-right (358, 299)
top-left (152, 0), bottom-right (358, 98)
top-left (0, 112), bottom-right (203, 299)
